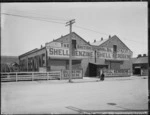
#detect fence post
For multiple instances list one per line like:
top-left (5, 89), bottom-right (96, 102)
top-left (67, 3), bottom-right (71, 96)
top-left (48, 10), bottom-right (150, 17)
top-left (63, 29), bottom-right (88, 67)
top-left (32, 73), bottom-right (34, 81)
top-left (16, 73), bottom-right (18, 82)
top-left (60, 70), bottom-right (61, 80)
top-left (47, 72), bottom-right (49, 80)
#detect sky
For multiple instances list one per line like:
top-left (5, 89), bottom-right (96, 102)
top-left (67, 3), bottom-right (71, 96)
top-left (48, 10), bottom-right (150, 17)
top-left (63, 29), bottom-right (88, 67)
top-left (1, 2), bottom-right (148, 58)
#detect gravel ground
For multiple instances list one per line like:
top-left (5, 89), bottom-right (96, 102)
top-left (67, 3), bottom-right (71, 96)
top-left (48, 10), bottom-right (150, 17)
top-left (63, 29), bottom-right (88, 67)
top-left (1, 76), bottom-right (148, 114)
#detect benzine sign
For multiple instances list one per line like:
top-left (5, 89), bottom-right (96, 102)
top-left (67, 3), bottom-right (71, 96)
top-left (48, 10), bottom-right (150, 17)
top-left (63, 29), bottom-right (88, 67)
top-left (47, 47), bottom-right (94, 58)
top-left (96, 51), bottom-right (132, 60)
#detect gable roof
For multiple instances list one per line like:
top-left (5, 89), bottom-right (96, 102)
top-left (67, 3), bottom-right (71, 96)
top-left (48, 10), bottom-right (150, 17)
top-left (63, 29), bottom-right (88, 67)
top-left (132, 56), bottom-right (148, 64)
top-left (91, 35), bottom-right (132, 53)
top-left (19, 47), bottom-right (46, 59)
top-left (53, 32), bottom-right (92, 46)
top-left (112, 35), bottom-right (132, 53)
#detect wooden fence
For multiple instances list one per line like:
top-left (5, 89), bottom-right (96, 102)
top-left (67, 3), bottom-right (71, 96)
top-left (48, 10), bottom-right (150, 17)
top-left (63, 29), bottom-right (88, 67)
top-left (1, 71), bottom-right (61, 82)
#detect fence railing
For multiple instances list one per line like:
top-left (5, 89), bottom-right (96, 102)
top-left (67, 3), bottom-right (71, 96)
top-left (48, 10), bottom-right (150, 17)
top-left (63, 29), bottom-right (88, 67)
top-left (1, 71), bottom-right (61, 82)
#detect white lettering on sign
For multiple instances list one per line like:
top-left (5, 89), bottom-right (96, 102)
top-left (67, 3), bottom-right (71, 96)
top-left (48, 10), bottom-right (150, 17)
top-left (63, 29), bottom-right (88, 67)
top-left (96, 47), bottom-right (132, 60)
top-left (62, 70), bottom-right (83, 79)
top-left (77, 45), bottom-right (92, 50)
top-left (47, 47), bottom-right (94, 58)
top-left (104, 69), bottom-right (130, 76)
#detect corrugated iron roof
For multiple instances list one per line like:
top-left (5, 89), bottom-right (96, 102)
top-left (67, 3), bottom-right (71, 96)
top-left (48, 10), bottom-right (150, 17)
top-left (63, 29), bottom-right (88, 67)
top-left (90, 38), bottom-right (109, 46)
top-left (132, 56), bottom-right (148, 64)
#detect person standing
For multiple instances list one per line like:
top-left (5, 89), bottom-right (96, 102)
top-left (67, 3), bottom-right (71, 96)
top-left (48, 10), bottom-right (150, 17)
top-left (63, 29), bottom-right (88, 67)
top-left (99, 69), bottom-right (102, 80)
top-left (100, 71), bottom-right (105, 81)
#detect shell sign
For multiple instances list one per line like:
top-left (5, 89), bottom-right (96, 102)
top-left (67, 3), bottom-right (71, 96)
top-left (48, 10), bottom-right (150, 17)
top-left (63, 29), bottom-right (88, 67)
top-left (46, 42), bottom-right (94, 59)
top-left (96, 47), bottom-right (133, 60)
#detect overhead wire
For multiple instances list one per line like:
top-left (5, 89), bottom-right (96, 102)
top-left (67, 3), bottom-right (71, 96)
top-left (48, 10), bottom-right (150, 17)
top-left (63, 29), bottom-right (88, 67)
top-left (1, 12), bottom-right (147, 45)
top-left (74, 25), bottom-right (109, 36)
top-left (74, 25), bottom-right (146, 45)
top-left (1, 13), bottom-right (66, 24)
top-left (11, 9), bottom-right (69, 21)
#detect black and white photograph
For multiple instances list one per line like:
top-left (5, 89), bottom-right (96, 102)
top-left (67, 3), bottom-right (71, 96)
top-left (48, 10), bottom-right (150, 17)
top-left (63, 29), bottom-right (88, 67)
top-left (1, 2), bottom-right (148, 114)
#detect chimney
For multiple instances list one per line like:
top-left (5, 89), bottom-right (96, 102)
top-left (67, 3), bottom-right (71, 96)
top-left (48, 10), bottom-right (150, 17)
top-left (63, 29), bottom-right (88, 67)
top-left (61, 35), bottom-right (63, 37)
top-left (41, 45), bottom-right (43, 48)
top-left (101, 37), bottom-right (103, 41)
top-left (109, 35), bottom-right (111, 39)
top-left (137, 54), bottom-right (142, 58)
top-left (94, 40), bottom-right (96, 43)
top-left (143, 54), bottom-right (146, 57)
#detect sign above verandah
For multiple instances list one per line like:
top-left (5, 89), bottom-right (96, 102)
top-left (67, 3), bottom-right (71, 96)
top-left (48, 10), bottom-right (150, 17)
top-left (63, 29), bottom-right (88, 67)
top-left (46, 42), bottom-right (94, 58)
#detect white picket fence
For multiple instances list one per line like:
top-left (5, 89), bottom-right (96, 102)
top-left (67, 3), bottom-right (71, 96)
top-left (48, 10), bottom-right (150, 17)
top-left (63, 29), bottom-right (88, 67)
top-left (1, 71), bottom-right (61, 82)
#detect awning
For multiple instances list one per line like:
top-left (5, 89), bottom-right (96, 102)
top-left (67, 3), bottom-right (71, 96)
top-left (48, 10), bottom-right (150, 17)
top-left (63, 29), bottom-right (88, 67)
top-left (134, 66), bottom-right (141, 68)
top-left (89, 62), bottom-right (108, 66)
top-left (49, 56), bottom-right (82, 60)
top-left (105, 59), bottom-right (124, 62)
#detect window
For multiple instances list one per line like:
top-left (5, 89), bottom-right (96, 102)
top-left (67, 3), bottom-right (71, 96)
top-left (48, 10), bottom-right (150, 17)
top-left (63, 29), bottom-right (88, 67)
top-left (64, 44), bottom-right (67, 48)
top-left (72, 40), bottom-right (76, 49)
top-left (113, 45), bottom-right (117, 52)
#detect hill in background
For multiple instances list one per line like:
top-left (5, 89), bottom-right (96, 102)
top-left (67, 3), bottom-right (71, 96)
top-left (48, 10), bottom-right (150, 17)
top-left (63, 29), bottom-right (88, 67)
top-left (1, 56), bottom-right (19, 64)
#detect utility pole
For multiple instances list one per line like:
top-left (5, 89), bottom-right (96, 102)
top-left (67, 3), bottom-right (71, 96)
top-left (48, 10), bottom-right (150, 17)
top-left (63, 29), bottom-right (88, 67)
top-left (66, 19), bottom-right (75, 83)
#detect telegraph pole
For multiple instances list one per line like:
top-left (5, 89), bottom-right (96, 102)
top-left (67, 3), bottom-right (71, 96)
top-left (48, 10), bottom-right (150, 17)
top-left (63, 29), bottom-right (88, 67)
top-left (66, 19), bottom-right (75, 82)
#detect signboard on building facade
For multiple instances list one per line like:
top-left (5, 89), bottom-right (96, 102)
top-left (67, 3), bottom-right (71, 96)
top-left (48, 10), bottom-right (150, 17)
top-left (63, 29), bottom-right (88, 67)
top-left (46, 42), bottom-right (94, 59)
top-left (96, 47), bottom-right (132, 60)
top-left (61, 69), bottom-right (83, 79)
top-left (104, 69), bottom-right (131, 77)
top-left (46, 42), bottom-right (132, 60)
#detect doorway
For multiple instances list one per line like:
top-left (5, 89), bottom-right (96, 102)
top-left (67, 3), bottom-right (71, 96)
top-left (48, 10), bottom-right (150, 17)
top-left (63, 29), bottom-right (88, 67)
top-left (89, 63), bottom-right (97, 77)
top-left (134, 68), bottom-right (141, 75)
top-left (89, 63), bottom-right (108, 77)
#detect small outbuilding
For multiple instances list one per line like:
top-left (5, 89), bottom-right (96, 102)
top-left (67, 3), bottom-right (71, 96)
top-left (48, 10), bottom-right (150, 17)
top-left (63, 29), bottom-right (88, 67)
top-left (132, 54), bottom-right (148, 76)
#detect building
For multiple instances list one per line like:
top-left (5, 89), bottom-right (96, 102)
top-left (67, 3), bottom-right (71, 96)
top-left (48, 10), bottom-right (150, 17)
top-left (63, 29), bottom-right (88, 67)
top-left (132, 55), bottom-right (148, 76)
top-left (19, 32), bottom-right (133, 77)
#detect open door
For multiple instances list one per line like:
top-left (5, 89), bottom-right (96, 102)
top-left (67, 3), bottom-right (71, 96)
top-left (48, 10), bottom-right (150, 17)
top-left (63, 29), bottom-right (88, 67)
top-left (89, 63), bottom-right (97, 77)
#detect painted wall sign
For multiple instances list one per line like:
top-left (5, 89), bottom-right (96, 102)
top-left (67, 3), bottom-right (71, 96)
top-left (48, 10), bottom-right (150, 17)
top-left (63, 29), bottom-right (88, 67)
top-left (97, 51), bottom-right (132, 60)
top-left (62, 70), bottom-right (83, 79)
top-left (47, 47), bottom-right (94, 58)
top-left (104, 69), bottom-right (131, 77)
top-left (46, 42), bottom-right (132, 60)
top-left (97, 47), bottom-right (132, 54)
top-left (96, 47), bottom-right (132, 60)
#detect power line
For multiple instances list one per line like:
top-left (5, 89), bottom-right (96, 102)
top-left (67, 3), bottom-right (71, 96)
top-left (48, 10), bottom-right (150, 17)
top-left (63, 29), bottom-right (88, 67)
top-left (74, 25), bottom-right (109, 36)
top-left (1, 13), bottom-right (66, 25)
top-left (74, 25), bottom-right (146, 45)
top-left (11, 9), bottom-right (69, 21)
top-left (1, 12), bottom-right (147, 45)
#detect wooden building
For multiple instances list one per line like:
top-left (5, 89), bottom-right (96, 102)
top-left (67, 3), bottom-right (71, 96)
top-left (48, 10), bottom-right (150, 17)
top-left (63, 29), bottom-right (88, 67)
top-left (19, 32), bottom-right (133, 77)
top-left (132, 55), bottom-right (148, 76)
